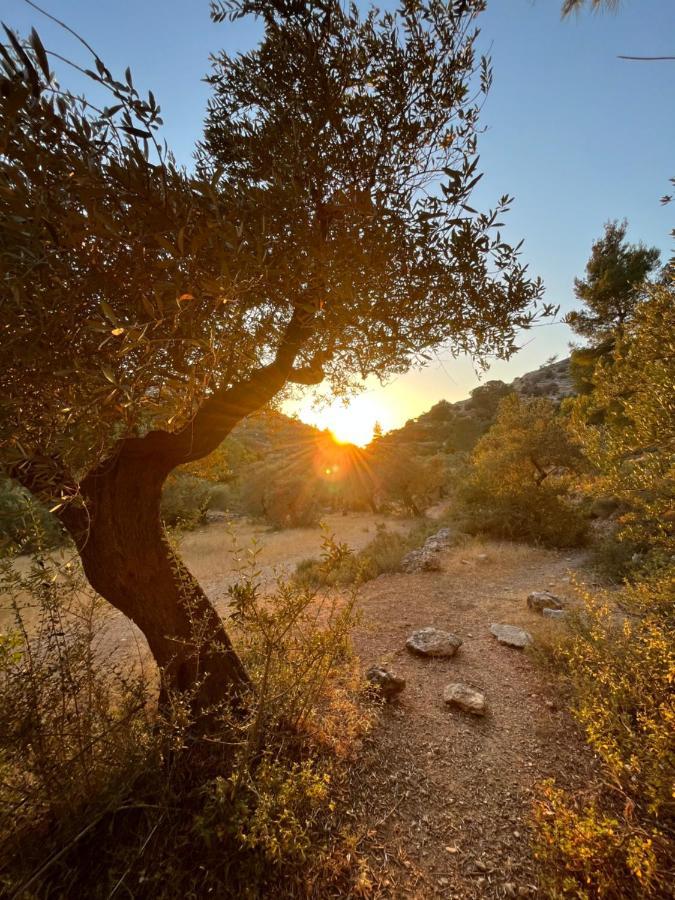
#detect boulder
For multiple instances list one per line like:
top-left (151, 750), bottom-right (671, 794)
top-left (490, 623), bottom-right (532, 649)
top-left (406, 627), bottom-right (463, 658)
top-left (443, 682), bottom-right (486, 716)
top-left (527, 590), bottom-right (564, 613)
top-left (543, 608), bottom-right (567, 621)
top-left (401, 549), bottom-right (442, 573)
top-left (365, 665), bottom-right (406, 700)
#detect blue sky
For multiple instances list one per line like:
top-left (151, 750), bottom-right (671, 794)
top-left (4, 0), bottom-right (673, 438)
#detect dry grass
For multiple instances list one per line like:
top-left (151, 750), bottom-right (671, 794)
top-left (180, 511), bottom-right (414, 587)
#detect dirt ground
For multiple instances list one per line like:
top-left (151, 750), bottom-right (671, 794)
top-left (349, 539), bottom-right (597, 899)
top-left (2, 514), bottom-right (598, 897)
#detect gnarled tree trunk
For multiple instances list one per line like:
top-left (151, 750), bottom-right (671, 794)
top-left (14, 310), bottom-right (321, 724)
top-left (69, 447), bottom-right (251, 715)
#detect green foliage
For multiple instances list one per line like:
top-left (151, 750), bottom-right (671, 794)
top-left (533, 781), bottom-right (662, 899)
top-left (570, 285), bottom-right (675, 569)
top-left (0, 477), bottom-right (65, 551)
top-left (369, 448), bottom-right (447, 516)
top-left (533, 574), bottom-right (674, 897)
top-left (457, 394), bottom-right (587, 548)
top-left (533, 286), bottom-right (674, 896)
top-left (161, 473), bottom-right (214, 528)
top-left (467, 379), bottom-right (513, 416)
top-left (565, 220), bottom-right (660, 342)
top-left (295, 521), bottom-right (439, 588)
top-left (2, 0), bottom-right (546, 505)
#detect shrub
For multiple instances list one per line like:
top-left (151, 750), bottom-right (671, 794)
top-left (457, 482), bottom-right (588, 548)
top-left (0, 553), bottom-right (153, 891)
top-left (0, 477), bottom-right (66, 551)
top-left (533, 781), bottom-right (663, 899)
top-left (570, 284), bottom-right (675, 571)
top-left (456, 394), bottom-right (588, 548)
top-left (208, 482), bottom-right (237, 512)
top-left (532, 574), bottom-right (674, 897)
top-left (1, 540), bottom-right (369, 897)
top-left (160, 473), bottom-right (214, 528)
top-left (295, 520), bottom-right (439, 588)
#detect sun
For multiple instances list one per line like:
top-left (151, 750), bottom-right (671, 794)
top-left (294, 395), bottom-right (389, 446)
top-left (325, 405), bottom-right (376, 446)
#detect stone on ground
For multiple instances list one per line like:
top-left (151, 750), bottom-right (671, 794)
top-left (401, 528), bottom-right (460, 573)
top-left (527, 590), bottom-right (564, 612)
top-left (365, 665), bottom-right (406, 700)
top-left (406, 627), bottom-right (463, 657)
top-left (401, 549), bottom-right (443, 573)
top-left (443, 682), bottom-right (486, 716)
top-left (490, 623), bottom-right (532, 649)
top-left (543, 608), bottom-right (567, 621)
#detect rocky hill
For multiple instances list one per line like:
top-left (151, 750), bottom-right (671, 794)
top-left (375, 357), bottom-right (574, 455)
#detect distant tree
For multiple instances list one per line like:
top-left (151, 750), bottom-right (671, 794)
top-left (570, 283), bottom-right (675, 563)
top-left (566, 221), bottom-right (660, 342)
top-left (459, 395), bottom-right (587, 547)
top-left (372, 421), bottom-right (384, 441)
top-left (467, 380), bottom-right (514, 418)
top-left (372, 447), bottom-right (446, 517)
top-left (1, 3), bottom-right (546, 720)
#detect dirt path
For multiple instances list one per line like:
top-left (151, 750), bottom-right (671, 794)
top-left (350, 538), bottom-right (597, 899)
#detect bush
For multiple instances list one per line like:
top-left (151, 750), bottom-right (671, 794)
top-left (456, 394), bottom-right (588, 548)
top-left (295, 520), bottom-right (439, 588)
top-left (457, 482), bottom-right (588, 548)
top-left (161, 473), bottom-right (214, 528)
top-left (0, 540), bottom-right (369, 897)
top-left (570, 285), bottom-right (675, 571)
top-left (207, 482), bottom-right (237, 512)
top-left (0, 477), bottom-right (66, 551)
top-left (0, 553), bottom-right (153, 891)
top-left (532, 573), bottom-right (674, 897)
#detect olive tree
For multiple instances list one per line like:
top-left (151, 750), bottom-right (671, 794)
top-left (0, 1), bottom-right (547, 720)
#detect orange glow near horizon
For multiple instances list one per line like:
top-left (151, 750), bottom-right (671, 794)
top-left (292, 393), bottom-right (394, 447)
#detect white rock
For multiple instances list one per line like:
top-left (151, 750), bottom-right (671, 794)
top-left (444, 682), bottom-right (486, 716)
top-left (490, 623), bottom-right (532, 649)
top-left (406, 627), bottom-right (463, 657)
top-left (543, 608), bottom-right (567, 621)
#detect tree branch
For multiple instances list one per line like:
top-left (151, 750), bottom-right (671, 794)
top-left (131, 306), bottom-right (318, 468)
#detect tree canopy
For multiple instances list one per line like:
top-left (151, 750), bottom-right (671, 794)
top-left (1, 0), bottom-right (547, 507)
top-left (565, 220), bottom-right (660, 342)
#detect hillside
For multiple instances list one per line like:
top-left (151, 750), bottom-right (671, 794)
top-left (374, 357), bottom-right (574, 455)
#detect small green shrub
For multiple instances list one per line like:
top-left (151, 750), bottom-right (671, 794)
top-left (589, 528), bottom-right (643, 581)
top-left (533, 781), bottom-right (663, 899)
top-left (295, 520), bottom-right (439, 588)
top-left (456, 483), bottom-right (588, 548)
top-left (0, 478), bottom-right (66, 551)
top-left (208, 482), bottom-right (236, 511)
top-left (453, 394), bottom-right (588, 548)
top-left (161, 473), bottom-right (213, 528)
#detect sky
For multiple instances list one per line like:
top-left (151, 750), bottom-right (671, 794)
top-left (4, 0), bottom-right (674, 443)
